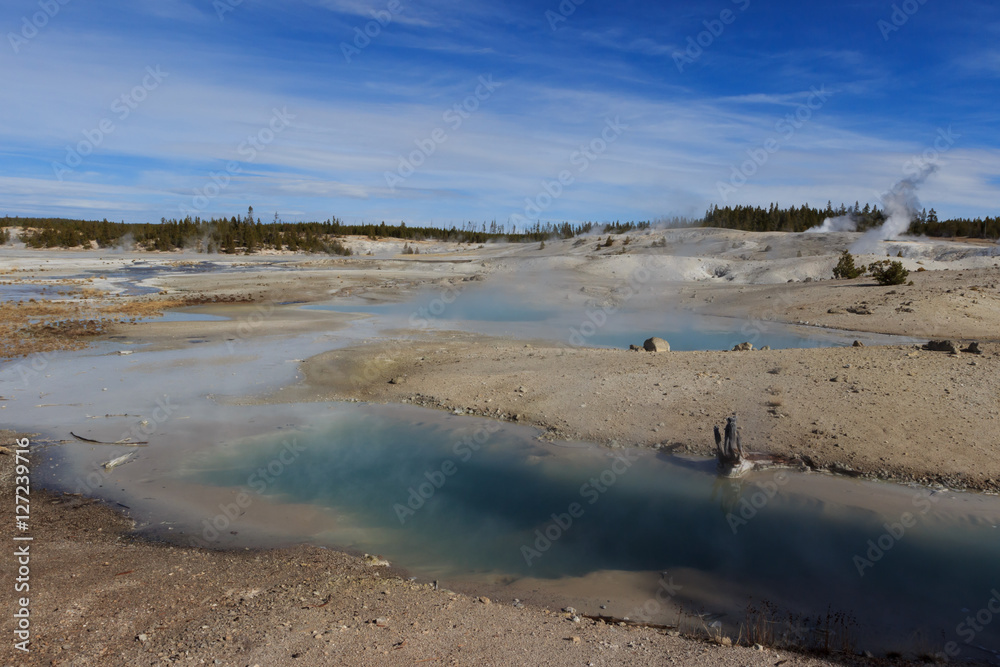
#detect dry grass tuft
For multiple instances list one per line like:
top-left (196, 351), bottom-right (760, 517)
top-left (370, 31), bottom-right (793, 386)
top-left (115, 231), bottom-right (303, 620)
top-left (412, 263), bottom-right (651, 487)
top-left (0, 296), bottom-right (208, 359)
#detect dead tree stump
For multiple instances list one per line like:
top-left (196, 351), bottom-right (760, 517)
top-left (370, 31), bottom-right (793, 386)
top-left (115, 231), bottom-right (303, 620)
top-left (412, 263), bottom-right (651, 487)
top-left (714, 415), bottom-right (751, 476)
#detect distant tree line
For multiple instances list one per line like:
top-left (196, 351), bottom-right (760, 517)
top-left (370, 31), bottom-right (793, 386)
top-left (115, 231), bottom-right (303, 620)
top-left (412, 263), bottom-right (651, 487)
top-left (1, 210), bottom-right (608, 253)
top-left (908, 215), bottom-right (1000, 240)
top-left (704, 202), bottom-right (1000, 239)
top-left (5, 204), bottom-right (997, 253)
top-left (703, 202), bottom-right (886, 233)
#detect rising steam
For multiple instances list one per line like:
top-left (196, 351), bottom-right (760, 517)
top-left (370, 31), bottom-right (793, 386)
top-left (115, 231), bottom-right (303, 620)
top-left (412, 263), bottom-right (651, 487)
top-left (805, 214), bottom-right (857, 233)
top-left (850, 164), bottom-right (938, 254)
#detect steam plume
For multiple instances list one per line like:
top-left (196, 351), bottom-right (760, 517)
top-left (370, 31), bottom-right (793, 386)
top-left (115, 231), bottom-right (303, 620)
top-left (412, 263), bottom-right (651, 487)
top-left (850, 164), bottom-right (937, 254)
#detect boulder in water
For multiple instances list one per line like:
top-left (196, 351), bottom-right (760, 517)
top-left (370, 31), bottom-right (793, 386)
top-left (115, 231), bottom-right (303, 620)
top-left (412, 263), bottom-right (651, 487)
top-left (643, 337), bottom-right (670, 352)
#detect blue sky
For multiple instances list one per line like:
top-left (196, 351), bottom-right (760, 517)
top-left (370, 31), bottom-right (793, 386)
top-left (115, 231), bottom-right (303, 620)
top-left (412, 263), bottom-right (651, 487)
top-left (1, 0), bottom-right (998, 225)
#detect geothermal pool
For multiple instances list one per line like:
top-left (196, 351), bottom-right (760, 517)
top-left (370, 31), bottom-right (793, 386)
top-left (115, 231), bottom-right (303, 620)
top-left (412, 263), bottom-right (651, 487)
top-left (32, 401), bottom-right (1000, 659)
top-left (3, 278), bottom-right (991, 660)
top-left (304, 288), bottom-right (912, 350)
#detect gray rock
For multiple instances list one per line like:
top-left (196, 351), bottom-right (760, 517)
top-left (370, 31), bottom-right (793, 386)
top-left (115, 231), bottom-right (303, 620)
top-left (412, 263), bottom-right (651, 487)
top-left (964, 341), bottom-right (983, 355)
top-left (924, 340), bottom-right (960, 354)
top-left (732, 342), bottom-right (753, 352)
top-left (852, 340), bottom-right (864, 347)
top-left (643, 337), bottom-right (670, 352)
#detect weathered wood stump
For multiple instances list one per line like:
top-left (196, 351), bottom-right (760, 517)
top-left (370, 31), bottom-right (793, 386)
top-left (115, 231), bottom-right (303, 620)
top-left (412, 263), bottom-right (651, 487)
top-left (714, 415), bottom-right (754, 477)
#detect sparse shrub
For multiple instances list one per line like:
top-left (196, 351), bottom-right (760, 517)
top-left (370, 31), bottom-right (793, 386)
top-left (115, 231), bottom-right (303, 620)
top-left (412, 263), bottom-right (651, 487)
top-left (539, 240), bottom-right (545, 250)
top-left (832, 250), bottom-right (865, 280)
top-left (896, 250), bottom-right (904, 258)
top-left (868, 259), bottom-right (909, 286)
top-left (603, 236), bottom-right (614, 247)
top-left (402, 243), bottom-right (415, 255)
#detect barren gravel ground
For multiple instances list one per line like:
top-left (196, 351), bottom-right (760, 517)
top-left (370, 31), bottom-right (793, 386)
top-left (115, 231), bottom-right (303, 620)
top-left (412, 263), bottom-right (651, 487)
top-left (291, 335), bottom-right (1000, 493)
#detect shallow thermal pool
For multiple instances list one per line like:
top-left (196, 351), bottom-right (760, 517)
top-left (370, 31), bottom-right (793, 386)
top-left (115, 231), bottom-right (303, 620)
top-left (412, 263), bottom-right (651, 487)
top-left (3, 273), bottom-right (986, 660)
top-left (37, 402), bottom-right (1000, 659)
top-left (304, 288), bottom-right (912, 350)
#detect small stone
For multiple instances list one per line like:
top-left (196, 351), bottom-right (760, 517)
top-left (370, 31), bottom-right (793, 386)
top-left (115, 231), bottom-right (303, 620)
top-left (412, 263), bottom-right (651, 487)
top-left (478, 596), bottom-right (491, 605)
top-left (731, 342), bottom-right (753, 352)
top-left (924, 340), bottom-right (960, 354)
top-left (375, 617), bottom-right (389, 627)
top-left (137, 634), bottom-right (149, 643)
top-left (562, 607), bottom-right (577, 614)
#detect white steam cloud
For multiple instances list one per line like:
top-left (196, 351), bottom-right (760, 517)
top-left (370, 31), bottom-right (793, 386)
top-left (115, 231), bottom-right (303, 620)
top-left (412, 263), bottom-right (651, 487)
top-left (850, 164), bottom-right (938, 254)
top-left (806, 214), bottom-right (857, 233)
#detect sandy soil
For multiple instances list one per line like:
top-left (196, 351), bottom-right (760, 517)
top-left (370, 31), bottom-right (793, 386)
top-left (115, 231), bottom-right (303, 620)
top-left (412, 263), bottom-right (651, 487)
top-left (3, 229), bottom-right (1000, 665)
top-left (288, 335), bottom-right (1000, 493)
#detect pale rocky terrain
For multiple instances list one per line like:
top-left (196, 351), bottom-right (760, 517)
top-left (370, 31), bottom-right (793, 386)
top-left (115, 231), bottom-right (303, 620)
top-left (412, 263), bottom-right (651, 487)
top-left (2, 227), bottom-right (999, 665)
